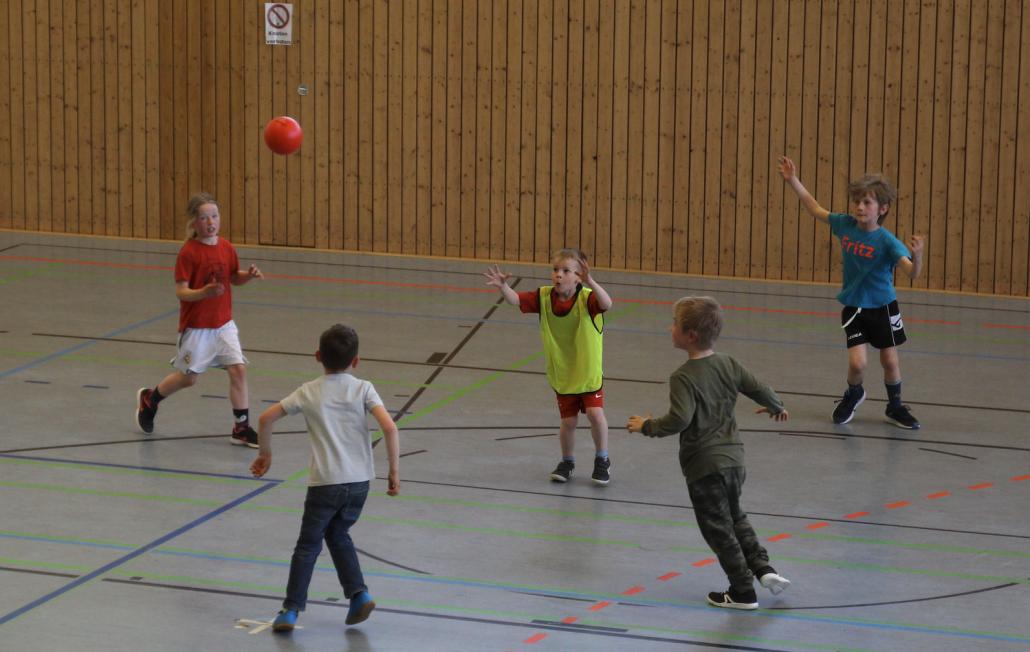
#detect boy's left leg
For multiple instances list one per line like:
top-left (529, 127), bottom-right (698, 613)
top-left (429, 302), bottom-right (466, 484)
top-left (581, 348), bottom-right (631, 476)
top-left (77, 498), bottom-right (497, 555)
top-left (722, 468), bottom-right (790, 594)
top-left (879, 346), bottom-right (919, 429)
top-left (688, 470), bottom-right (758, 608)
top-left (323, 481), bottom-right (378, 625)
top-left (584, 406), bottom-right (610, 485)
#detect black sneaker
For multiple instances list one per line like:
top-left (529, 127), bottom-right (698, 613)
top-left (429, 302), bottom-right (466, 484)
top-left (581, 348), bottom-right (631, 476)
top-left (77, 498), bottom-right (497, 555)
top-left (832, 386), bottom-right (865, 424)
top-left (549, 460), bottom-right (574, 483)
top-left (135, 387), bottom-right (156, 434)
top-left (885, 404), bottom-right (920, 429)
top-left (230, 425), bottom-right (259, 448)
top-left (706, 588), bottom-right (758, 610)
top-left (591, 457), bottom-right (611, 485)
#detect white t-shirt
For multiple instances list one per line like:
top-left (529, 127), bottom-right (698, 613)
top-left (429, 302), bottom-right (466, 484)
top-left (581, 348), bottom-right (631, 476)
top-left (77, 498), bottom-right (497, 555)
top-left (280, 373), bottom-right (384, 486)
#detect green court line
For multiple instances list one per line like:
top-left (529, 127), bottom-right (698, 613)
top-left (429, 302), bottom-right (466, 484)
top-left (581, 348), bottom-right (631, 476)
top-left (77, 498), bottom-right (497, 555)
top-left (0, 481), bottom-right (225, 507)
top-left (358, 514), bottom-right (642, 547)
top-left (792, 531), bottom-right (1030, 559)
top-left (0, 456), bottom-right (258, 486)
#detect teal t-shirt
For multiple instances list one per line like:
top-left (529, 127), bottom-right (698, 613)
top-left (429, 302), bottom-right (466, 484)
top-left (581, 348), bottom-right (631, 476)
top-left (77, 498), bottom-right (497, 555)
top-left (828, 213), bottom-right (910, 308)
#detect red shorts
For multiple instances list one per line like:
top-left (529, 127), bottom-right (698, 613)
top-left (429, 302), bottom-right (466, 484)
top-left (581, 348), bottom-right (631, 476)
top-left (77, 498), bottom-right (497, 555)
top-left (555, 388), bottom-right (605, 418)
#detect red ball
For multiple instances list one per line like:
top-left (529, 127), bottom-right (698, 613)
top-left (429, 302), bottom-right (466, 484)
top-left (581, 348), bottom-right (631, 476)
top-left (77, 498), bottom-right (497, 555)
top-left (263, 116), bottom-right (303, 155)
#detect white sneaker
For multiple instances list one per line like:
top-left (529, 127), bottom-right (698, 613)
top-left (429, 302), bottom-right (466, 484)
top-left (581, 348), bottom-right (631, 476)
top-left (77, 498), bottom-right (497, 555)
top-left (758, 572), bottom-right (791, 595)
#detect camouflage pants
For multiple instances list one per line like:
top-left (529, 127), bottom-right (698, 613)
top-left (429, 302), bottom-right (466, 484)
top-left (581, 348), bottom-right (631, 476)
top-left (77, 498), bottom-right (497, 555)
top-left (687, 467), bottom-right (770, 594)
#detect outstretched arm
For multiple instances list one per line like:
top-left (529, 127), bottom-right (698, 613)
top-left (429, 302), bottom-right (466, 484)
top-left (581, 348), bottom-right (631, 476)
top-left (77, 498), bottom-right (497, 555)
top-left (778, 156), bottom-right (830, 224)
top-left (895, 235), bottom-right (925, 279)
top-left (371, 405), bottom-right (400, 496)
top-left (483, 265), bottom-right (520, 306)
top-left (251, 403), bottom-right (286, 477)
top-left (577, 259), bottom-right (613, 311)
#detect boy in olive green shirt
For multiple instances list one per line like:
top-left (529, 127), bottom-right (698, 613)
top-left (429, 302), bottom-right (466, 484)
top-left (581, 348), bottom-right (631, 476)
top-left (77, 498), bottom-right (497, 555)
top-left (627, 296), bottom-right (791, 610)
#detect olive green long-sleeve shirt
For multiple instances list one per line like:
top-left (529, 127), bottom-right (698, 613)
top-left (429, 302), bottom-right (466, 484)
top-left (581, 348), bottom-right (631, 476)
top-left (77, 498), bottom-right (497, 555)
top-left (642, 352), bottom-right (784, 483)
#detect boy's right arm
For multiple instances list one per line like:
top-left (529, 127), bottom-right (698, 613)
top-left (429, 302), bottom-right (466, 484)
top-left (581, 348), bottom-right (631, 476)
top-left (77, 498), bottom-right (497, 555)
top-left (777, 156), bottom-right (831, 224)
top-left (483, 265), bottom-right (520, 306)
top-left (251, 403), bottom-right (287, 477)
top-left (174, 279), bottom-right (224, 302)
top-left (371, 405), bottom-right (400, 496)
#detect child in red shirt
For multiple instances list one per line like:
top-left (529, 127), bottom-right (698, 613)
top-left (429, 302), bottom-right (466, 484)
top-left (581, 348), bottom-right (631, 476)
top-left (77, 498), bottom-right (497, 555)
top-left (134, 192), bottom-right (264, 446)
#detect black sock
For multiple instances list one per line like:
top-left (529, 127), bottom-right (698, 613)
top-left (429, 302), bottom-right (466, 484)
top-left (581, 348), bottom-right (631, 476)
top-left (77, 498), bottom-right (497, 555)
top-left (847, 382), bottom-right (863, 395)
top-left (233, 409), bottom-right (250, 430)
top-left (148, 387), bottom-right (165, 409)
top-left (886, 381), bottom-right (902, 408)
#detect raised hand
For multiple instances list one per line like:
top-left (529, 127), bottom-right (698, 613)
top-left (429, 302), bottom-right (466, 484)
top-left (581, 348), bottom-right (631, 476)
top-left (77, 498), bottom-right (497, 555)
top-left (483, 264), bottom-right (512, 288)
top-left (776, 156), bottom-right (797, 181)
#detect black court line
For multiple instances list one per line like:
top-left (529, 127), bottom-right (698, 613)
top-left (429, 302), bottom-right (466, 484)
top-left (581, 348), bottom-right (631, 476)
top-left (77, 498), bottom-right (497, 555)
top-left (495, 433), bottom-right (558, 441)
top-left (82, 384), bottom-right (109, 389)
top-left (28, 332), bottom-right (1030, 415)
top-left (745, 429), bottom-right (1030, 453)
top-left (388, 477), bottom-right (1030, 540)
top-left (0, 243), bottom-right (23, 254)
top-left (24, 380), bottom-right (50, 384)
top-left (509, 590), bottom-right (652, 608)
top-left (767, 579), bottom-right (1026, 610)
top-left (918, 447), bottom-right (978, 460)
top-left (18, 241), bottom-right (1030, 315)
top-left (0, 565), bottom-right (78, 579)
top-left (353, 547), bottom-right (432, 575)
top-left (777, 432), bottom-right (847, 442)
top-left (399, 449), bottom-right (428, 458)
top-left (100, 577), bottom-right (787, 651)
top-left (531, 619), bottom-right (629, 633)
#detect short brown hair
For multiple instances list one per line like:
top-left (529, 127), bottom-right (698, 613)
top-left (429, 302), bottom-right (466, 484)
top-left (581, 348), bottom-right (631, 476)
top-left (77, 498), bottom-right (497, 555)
top-left (847, 174), bottom-right (897, 224)
top-left (552, 248), bottom-right (586, 265)
top-left (673, 296), bottom-right (723, 349)
top-left (319, 323), bottom-right (359, 370)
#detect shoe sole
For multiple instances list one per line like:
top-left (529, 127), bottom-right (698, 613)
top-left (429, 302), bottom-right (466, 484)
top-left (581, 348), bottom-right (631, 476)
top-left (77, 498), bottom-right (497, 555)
top-left (549, 474), bottom-right (570, 483)
top-left (345, 600), bottom-right (376, 625)
top-left (832, 393), bottom-right (865, 425)
top-left (591, 477), bottom-right (610, 485)
top-left (135, 388), bottom-right (154, 435)
top-left (272, 622), bottom-right (295, 633)
top-left (884, 415), bottom-right (920, 430)
top-left (759, 575), bottom-right (791, 595)
top-left (229, 436), bottom-right (259, 449)
top-left (706, 595), bottom-right (758, 610)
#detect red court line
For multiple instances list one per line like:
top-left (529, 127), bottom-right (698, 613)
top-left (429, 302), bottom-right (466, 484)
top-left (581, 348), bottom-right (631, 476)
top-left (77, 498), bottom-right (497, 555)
top-left (691, 558), bottom-right (716, 568)
top-left (621, 586), bottom-right (645, 596)
top-left (524, 633), bottom-right (548, 644)
top-left (561, 616), bottom-right (578, 624)
top-left (885, 500), bottom-right (911, 509)
top-left (985, 322), bottom-right (1030, 330)
top-left (805, 522), bottom-right (830, 530)
top-left (657, 571), bottom-right (681, 581)
top-left (768, 533), bottom-right (792, 542)
top-left (968, 482), bottom-right (993, 490)
top-left (844, 511), bottom-right (870, 519)
top-left (927, 491), bottom-right (951, 499)
top-left (587, 601), bottom-right (612, 612)
top-left (1013, 474), bottom-right (1030, 482)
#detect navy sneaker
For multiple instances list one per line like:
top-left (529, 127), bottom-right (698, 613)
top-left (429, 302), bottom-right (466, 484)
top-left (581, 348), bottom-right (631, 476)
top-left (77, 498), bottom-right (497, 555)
top-left (832, 386), bottom-right (865, 424)
top-left (885, 404), bottom-right (920, 429)
top-left (135, 388), bottom-right (156, 434)
top-left (707, 588), bottom-right (759, 610)
top-left (272, 609), bottom-right (298, 632)
top-left (549, 460), bottom-right (575, 483)
top-left (230, 425), bottom-right (259, 448)
top-left (591, 457), bottom-right (611, 485)
top-left (345, 591), bottom-right (376, 625)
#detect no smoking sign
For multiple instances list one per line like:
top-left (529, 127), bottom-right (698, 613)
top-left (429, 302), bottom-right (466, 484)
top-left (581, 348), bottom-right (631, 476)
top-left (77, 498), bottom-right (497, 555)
top-left (265, 3), bottom-right (293, 45)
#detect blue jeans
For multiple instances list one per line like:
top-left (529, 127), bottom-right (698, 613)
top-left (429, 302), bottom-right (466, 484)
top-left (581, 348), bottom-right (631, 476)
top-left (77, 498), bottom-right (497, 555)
top-left (283, 481), bottom-right (370, 611)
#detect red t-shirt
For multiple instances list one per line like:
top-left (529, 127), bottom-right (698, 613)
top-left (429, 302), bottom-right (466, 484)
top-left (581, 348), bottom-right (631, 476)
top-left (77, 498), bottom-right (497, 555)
top-left (175, 238), bottom-right (239, 332)
top-left (518, 285), bottom-right (605, 317)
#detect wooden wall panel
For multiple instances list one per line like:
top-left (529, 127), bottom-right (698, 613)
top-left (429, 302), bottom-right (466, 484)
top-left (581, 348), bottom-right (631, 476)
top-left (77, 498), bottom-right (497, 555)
top-left (1, 0), bottom-right (1029, 298)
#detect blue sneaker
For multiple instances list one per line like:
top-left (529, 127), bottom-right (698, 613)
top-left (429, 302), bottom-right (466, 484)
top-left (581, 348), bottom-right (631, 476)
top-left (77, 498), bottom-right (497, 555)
top-left (272, 609), bottom-right (298, 632)
top-left (345, 591), bottom-right (376, 625)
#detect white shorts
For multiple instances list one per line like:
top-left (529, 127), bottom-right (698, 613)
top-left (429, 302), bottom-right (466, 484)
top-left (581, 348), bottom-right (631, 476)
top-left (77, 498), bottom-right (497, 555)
top-left (171, 320), bottom-right (248, 374)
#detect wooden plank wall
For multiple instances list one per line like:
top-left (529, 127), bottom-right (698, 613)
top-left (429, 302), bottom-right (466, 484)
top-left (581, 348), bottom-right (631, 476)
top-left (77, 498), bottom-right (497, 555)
top-left (1, 0), bottom-right (1029, 297)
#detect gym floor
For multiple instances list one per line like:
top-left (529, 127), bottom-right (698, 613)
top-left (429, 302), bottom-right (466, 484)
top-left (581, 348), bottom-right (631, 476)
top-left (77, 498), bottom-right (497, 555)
top-left (1, 230), bottom-right (1028, 652)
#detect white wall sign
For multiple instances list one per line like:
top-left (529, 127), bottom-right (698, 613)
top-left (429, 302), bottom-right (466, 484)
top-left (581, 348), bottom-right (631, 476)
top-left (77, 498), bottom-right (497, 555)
top-left (265, 3), bottom-right (293, 46)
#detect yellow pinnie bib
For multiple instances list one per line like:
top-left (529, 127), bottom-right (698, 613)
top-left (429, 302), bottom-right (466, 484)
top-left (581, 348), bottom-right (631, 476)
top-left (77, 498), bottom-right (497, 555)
top-left (538, 286), bottom-right (604, 394)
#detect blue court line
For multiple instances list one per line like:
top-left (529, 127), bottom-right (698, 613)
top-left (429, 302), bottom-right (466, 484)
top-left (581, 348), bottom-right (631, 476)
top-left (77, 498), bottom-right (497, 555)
top-left (3, 532), bottom-right (1028, 643)
top-left (0, 308), bottom-right (178, 379)
top-left (0, 453), bottom-right (278, 483)
top-left (0, 481), bottom-right (278, 626)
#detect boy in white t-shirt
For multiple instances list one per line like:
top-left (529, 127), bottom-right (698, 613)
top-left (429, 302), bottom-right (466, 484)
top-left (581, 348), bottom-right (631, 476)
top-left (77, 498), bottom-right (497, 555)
top-left (251, 324), bottom-right (400, 632)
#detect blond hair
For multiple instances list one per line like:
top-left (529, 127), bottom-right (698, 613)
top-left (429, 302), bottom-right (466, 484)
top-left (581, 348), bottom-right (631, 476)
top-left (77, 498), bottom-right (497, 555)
top-left (673, 296), bottom-right (724, 349)
top-left (552, 248), bottom-right (586, 266)
top-left (184, 192), bottom-right (219, 240)
top-left (847, 174), bottom-right (897, 225)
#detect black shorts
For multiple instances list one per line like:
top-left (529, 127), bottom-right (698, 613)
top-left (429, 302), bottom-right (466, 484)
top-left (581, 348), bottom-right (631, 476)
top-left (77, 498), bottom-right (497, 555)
top-left (841, 300), bottom-right (907, 349)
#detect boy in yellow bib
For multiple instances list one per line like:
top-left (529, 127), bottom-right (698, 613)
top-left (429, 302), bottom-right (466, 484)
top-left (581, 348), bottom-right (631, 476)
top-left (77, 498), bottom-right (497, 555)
top-left (484, 249), bottom-right (613, 484)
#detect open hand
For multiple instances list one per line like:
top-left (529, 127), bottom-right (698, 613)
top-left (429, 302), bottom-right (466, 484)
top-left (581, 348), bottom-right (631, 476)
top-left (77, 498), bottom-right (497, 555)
top-left (776, 156), bottom-right (797, 181)
top-left (483, 265), bottom-right (512, 288)
top-left (756, 407), bottom-right (789, 422)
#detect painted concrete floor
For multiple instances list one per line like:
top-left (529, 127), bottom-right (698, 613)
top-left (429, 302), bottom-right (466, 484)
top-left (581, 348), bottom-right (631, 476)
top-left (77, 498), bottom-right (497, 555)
top-left (1, 230), bottom-right (1028, 652)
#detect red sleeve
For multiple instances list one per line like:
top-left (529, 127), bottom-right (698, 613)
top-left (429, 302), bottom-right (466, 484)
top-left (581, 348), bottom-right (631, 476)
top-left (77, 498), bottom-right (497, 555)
top-left (586, 291), bottom-right (606, 317)
top-left (518, 289), bottom-right (540, 314)
top-left (226, 241), bottom-right (240, 277)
